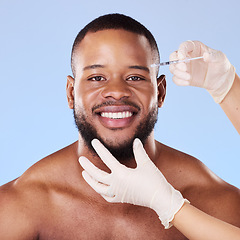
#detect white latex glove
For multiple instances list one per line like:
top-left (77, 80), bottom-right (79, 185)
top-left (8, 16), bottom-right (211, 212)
top-left (169, 40), bottom-right (235, 103)
top-left (79, 138), bottom-right (189, 229)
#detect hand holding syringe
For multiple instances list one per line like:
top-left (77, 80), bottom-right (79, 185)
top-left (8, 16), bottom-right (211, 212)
top-left (151, 56), bottom-right (204, 67)
top-left (160, 40), bottom-right (235, 104)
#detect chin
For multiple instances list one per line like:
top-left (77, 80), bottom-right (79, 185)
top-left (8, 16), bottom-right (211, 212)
top-left (99, 137), bottom-right (135, 162)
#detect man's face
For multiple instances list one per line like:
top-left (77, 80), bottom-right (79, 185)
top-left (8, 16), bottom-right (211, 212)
top-left (68, 29), bottom-right (164, 160)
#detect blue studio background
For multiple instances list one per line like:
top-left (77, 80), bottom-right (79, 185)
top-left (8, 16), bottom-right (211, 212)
top-left (0, 0), bottom-right (239, 188)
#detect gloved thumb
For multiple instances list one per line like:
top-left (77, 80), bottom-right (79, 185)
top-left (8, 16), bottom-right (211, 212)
top-left (203, 49), bottom-right (223, 63)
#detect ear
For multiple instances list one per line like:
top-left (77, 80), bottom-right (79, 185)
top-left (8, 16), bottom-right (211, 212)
top-left (157, 75), bottom-right (166, 108)
top-left (66, 75), bottom-right (75, 109)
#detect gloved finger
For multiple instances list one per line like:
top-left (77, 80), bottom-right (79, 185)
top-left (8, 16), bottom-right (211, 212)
top-left (170, 63), bottom-right (188, 75)
top-left (169, 64), bottom-right (176, 74)
top-left (169, 51), bottom-right (178, 62)
top-left (175, 62), bottom-right (187, 72)
top-left (169, 54), bottom-right (187, 72)
top-left (82, 170), bottom-right (112, 196)
top-left (172, 69), bottom-right (191, 81)
top-left (79, 156), bottom-right (110, 184)
top-left (178, 40), bottom-right (195, 59)
top-left (171, 68), bottom-right (191, 81)
top-left (101, 189), bottom-right (128, 203)
top-left (172, 76), bottom-right (190, 86)
top-left (133, 138), bottom-right (150, 166)
top-left (91, 139), bottom-right (121, 171)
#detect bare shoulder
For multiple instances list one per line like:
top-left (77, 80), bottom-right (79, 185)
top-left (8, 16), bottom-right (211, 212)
top-left (0, 179), bottom-right (42, 239)
top-left (155, 141), bottom-right (240, 227)
top-left (0, 141), bottom-right (80, 239)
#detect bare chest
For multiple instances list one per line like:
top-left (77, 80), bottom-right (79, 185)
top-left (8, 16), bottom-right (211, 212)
top-left (38, 201), bottom-right (186, 240)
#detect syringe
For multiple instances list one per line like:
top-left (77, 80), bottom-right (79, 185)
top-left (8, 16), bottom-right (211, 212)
top-left (151, 56), bottom-right (204, 67)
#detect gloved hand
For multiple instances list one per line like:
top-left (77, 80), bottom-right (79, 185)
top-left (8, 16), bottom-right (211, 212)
top-left (79, 138), bottom-right (189, 229)
top-left (169, 40), bottom-right (235, 103)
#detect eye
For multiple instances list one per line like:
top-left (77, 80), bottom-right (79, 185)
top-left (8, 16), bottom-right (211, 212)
top-left (127, 76), bottom-right (145, 81)
top-left (88, 76), bottom-right (105, 81)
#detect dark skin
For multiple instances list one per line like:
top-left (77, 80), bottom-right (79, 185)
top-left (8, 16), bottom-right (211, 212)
top-left (0, 29), bottom-right (239, 240)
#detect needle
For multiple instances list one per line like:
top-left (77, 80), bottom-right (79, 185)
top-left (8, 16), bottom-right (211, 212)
top-left (151, 56), bottom-right (204, 67)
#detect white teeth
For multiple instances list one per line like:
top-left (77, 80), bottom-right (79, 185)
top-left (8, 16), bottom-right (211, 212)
top-left (101, 111), bottom-right (133, 119)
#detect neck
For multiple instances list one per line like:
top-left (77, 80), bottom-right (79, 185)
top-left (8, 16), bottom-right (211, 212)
top-left (77, 132), bottom-right (157, 172)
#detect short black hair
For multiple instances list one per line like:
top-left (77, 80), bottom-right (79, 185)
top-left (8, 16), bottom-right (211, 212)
top-left (71, 13), bottom-right (160, 77)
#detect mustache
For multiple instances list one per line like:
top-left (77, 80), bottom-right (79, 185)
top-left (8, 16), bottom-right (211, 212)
top-left (92, 100), bottom-right (141, 112)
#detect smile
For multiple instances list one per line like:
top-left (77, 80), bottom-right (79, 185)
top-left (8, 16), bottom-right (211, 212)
top-left (101, 111), bottom-right (133, 119)
top-left (94, 104), bottom-right (139, 129)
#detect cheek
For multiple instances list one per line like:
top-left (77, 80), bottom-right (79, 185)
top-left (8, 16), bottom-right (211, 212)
top-left (74, 82), bottom-right (101, 107)
top-left (136, 84), bottom-right (158, 110)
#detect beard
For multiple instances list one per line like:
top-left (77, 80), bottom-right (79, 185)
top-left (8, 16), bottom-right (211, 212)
top-left (73, 102), bottom-right (158, 162)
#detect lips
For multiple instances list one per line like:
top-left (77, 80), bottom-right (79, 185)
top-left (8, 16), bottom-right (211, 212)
top-left (94, 104), bottom-right (139, 129)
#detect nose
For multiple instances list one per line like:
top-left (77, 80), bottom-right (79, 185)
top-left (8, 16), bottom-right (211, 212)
top-left (101, 78), bottom-right (132, 100)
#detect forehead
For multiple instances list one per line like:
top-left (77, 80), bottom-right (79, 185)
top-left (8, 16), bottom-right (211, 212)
top-left (72, 29), bottom-right (153, 69)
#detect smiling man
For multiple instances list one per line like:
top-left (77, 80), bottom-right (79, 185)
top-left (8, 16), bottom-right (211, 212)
top-left (68, 21), bottom-right (163, 162)
top-left (0, 14), bottom-right (239, 240)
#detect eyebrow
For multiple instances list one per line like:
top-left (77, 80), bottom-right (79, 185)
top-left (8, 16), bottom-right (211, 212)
top-left (128, 65), bottom-right (150, 73)
top-left (83, 64), bottom-right (105, 71)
